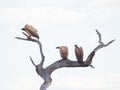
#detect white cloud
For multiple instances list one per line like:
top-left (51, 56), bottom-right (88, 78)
top-left (0, 7), bottom-right (86, 24)
top-left (1, 0), bottom-right (117, 36)
top-left (4, 72), bottom-right (120, 90)
top-left (5, 75), bottom-right (41, 90)
top-left (51, 73), bottom-right (120, 90)
top-left (77, 0), bottom-right (120, 21)
top-left (91, 0), bottom-right (120, 7)
top-left (1, 0), bottom-right (120, 25)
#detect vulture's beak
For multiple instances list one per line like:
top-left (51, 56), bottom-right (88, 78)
top-left (21, 28), bottom-right (25, 30)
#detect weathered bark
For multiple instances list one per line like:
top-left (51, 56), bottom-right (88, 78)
top-left (15, 30), bottom-right (115, 90)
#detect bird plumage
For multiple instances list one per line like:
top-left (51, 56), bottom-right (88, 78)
top-left (74, 45), bottom-right (84, 64)
top-left (56, 46), bottom-right (68, 60)
top-left (21, 24), bottom-right (39, 39)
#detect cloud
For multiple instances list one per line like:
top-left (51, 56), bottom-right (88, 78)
top-left (5, 75), bottom-right (41, 90)
top-left (0, 0), bottom-right (120, 23)
top-left (4, 72), bottom-right (120, 90)
top-left (1, 0), bottom-right (120, 25)
top-left (91, 0), bottom-right (120, 7)
top-left (88, 0), bottom-right (120, 19)
top-left (0, 7), bottom-right (86, 24)
top-left (51, 73), bottom-right (120, 90)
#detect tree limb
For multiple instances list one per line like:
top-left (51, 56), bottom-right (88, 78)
top-left (16, 30), bottom-right (115, 90)
top-left (94, 30), bottom-right (115, 52)
top-left (96, 29), bottom-right (104, 45)
top-left (29, 56), bottom-right (36, 67)
top-left (84, 30), bottom-right (115, 66)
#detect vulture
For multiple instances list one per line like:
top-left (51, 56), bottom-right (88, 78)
top-left (56, 46), bottom-right (68, 60)
top-left (74, 45), bottom-right (84, 64)
top-left (21, 24), bottom-right (39, 39)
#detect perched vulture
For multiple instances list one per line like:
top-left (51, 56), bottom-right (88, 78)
top-left (21, 24), bottom-right (39, 39)
top-left (74, 45), bottom-right (84, 64)
top-left (56, 46), bottom-right (68, 60)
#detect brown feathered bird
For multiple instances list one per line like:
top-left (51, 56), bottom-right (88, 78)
top-left (74, 45), bottom-right (84, 64)
top-left (21, 24), bottom-right (39, 39)
top-left (56, 46), bottom-right (68, 60)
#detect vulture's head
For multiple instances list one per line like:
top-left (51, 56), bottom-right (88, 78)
top-left (56, 47), bottom-right (60, 49)
top-left (74, 44), bottom-right (78, 48)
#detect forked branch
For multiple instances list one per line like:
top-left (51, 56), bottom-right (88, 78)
top-left (16, 30), bottom-right (115, 90)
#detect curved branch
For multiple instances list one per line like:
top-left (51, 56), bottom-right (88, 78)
top-left (84, 30), bottom-right (115, 66)
top-left (15, 33), bottom-right (45, 79)
top-left (15, 32), bottom-right (45, 66)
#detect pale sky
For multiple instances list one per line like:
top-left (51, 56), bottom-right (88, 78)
top-left (0, 0), bottom-right (120, 90)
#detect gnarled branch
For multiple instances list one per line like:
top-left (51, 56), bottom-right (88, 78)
top-left (16, 30), bottom-right (115, 90)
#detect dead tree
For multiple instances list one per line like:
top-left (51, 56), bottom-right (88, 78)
top-left (15, 30), bottom-right (115, 90)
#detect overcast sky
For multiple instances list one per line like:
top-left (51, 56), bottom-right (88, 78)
top-left (0, 0), bottom-right (120, 90)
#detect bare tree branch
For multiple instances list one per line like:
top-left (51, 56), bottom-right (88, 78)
top-left (84, 30), bottom-right (115, 67)
top-left (15, 32), bottom-right (45, 66)
top-left (16, 30), bottom-right (115, 90)
top-left (93, 30), bottom-right (115, 52)
top-left (29, 56), bottom-right (36, 67)
top-left (96, 29), bottom-right (104, 45)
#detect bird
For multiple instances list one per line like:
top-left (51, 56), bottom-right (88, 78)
top-left (21, 24), bottom-right (39, 39)
top-left (74, 45), bottom-right (84, 64)
top-left (56, 46), bottom-right (68, 60)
